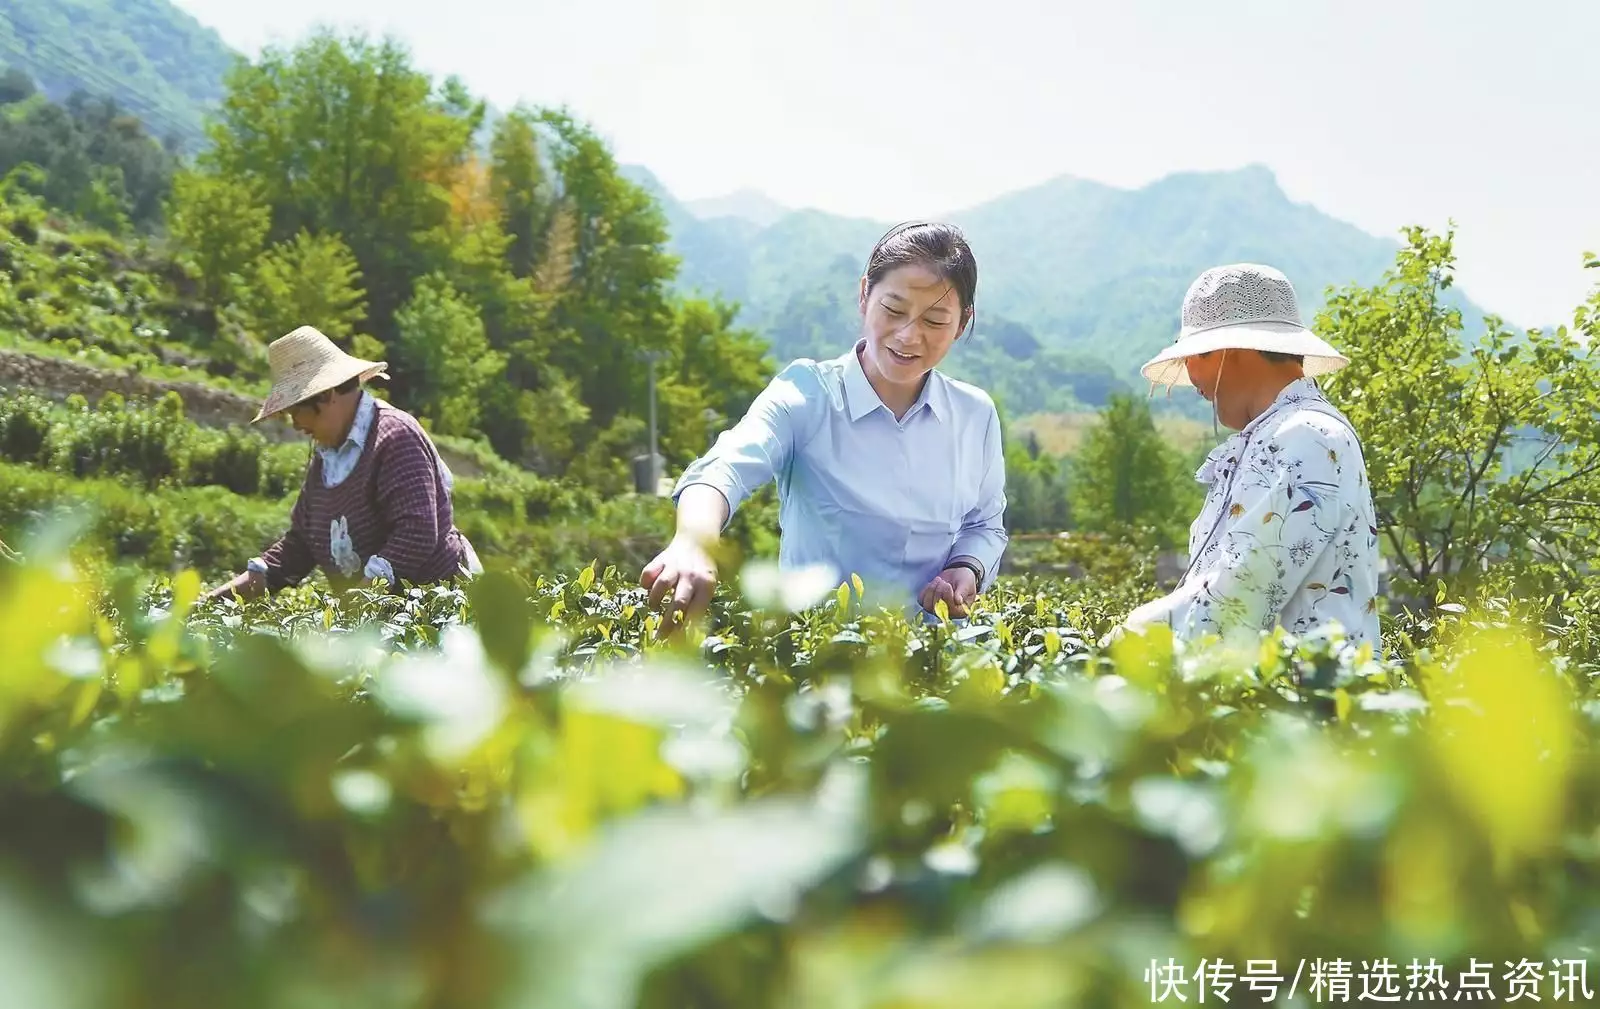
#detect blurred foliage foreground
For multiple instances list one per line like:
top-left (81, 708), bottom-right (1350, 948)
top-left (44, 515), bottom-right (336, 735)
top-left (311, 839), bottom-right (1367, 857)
top-left (2, 524), bottom-right (1600, 1009)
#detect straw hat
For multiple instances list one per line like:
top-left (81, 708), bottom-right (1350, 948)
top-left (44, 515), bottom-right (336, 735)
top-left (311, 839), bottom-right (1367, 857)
top-left (252, 326), bottom-right (389, 423)
top-left (1140, 263), bottom-right (1350, 388)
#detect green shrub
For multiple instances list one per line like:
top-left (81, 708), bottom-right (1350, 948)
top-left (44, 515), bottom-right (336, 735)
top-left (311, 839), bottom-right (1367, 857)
top-left (0, 550), bottom-right (1595, 1008)
top-left (0, 460), bottom-right (288, 576)
top-left (0, 390), bottom-right (51, 462)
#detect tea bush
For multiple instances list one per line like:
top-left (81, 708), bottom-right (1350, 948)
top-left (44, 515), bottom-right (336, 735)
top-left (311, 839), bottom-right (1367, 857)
top-left (0, 390), bottom-right (305, 494)
top-left (0, 391), bottom-right (677, 580)
top-left (0, 461), bottom-right (290, 574)
top-left (2, 537), bottom-right (1597, 1009)
top-left (0, 194), bottom-right (197, 365)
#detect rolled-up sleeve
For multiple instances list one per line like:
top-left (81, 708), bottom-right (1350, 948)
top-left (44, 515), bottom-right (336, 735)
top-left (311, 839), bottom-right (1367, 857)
top-left (673, 362), bottom-right (816, 525)
top-left (947, 402), bottom-right (1009, 590)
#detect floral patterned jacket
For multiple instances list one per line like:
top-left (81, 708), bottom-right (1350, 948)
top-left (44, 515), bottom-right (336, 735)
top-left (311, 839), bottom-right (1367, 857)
top-left (1162, 377), bottom-right (1383, 651)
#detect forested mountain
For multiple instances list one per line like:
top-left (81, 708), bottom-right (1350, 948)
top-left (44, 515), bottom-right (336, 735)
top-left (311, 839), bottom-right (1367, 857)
top-left (628, 162), bottom-right (1492, 416)
top-left (0, 0), bottom-right (237, 151)
top-left (7, 0), bottom-right (1498, 420)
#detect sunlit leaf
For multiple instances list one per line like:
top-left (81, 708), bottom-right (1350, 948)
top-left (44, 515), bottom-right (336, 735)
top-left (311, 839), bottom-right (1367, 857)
top-left (469, 571), bottom-right (535, 675)
top-left (1131, 776), bottom-right (1226, 856)
top-left (490, 785), bottom-right (864, 1009)
top-left (1425, 625), bottom-right (1575, 866)
top-left (960, 862), bottom-right (1100, 942)
top-left (373, 626), bottom-right (509, 763)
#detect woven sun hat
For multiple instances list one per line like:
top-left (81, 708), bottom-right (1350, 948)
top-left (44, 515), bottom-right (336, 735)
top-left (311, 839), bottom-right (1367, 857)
top-left (1140, 263), bottom-right (1350, 388)
top-left (251, 325), bottom-right (389, 423)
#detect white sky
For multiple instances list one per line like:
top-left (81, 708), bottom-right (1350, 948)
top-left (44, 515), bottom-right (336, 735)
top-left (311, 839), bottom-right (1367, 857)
top-left (171, 0), bottom-right (1599, 329)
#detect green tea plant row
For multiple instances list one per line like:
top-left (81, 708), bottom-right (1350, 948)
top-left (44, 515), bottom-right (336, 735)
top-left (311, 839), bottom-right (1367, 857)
top-left (0, 191), bottom-right (243, 384)
top-left (0, 456), bottom-right (689, 584)
top-left (2, 541), bottom-right (1598, 1009)
top-left (0, 383), bottom-right (622, 512)
top-left (0, 389), bottom-right (308, 496)
top-left (0, 460), bottom-right (291, 575)
top-left (0, 382), bottom-right (695, 574)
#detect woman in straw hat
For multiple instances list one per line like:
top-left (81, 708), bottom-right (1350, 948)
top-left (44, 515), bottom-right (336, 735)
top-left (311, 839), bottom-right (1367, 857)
top-left (201, 325), bottom-right (482, 603)
top-left (1112, 263), bottom-right (1382, 652)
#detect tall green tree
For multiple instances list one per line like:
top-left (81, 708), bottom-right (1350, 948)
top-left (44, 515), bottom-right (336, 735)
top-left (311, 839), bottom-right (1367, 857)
top-left (1069, 392), bottom-right (1194, 547)
top-left (165, 170), bottom-right (270, 308)
top-left (489, 107), bottom-right (555, 280)
top-left (198, 30), bottom-right (482, 342)
top-left (1317, 227), bottom-right (1600, 596)
top-left (242, 229), bottom-right (367, 344)
top-left (536, 109), bottom-right (680, 430)
top-left (392, 273), bottom-right (504, 438)
top-left (643, 298), bottom-right (770, 467)
top-left (1005, 431), bottom-right (1072, 533)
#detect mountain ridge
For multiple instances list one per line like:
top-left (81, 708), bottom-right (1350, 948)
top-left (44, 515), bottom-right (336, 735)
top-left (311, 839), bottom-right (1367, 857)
top-left (623, 160), bottom-right (1472, 365)
top-left (17, 0), bottom-right (1500, 419)
top-left (0, 0), bottom-right (237, 150)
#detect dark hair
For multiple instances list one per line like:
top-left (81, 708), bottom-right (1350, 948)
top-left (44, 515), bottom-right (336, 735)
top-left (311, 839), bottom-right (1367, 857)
top-left (290, 376), bottom-right (362, 413)
top-left (1260, 351), bottom-right (1305, 365)
top-left (863, 221), bottom-right (978, 336)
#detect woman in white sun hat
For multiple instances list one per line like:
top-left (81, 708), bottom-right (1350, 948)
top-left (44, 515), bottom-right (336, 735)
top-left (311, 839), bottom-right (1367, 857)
top-left (1113, 263), bottom-right (1382, 653)
top-left (201, 325), bottom-right (482, 603)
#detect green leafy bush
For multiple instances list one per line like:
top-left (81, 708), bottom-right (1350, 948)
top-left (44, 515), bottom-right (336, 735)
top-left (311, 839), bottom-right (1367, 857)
top-left (0, 462), bottom-right (289, 575)
top-left (0, 390), bottom-right (305, 494)
top-left (1, 541), bottom-right (1596, 1008)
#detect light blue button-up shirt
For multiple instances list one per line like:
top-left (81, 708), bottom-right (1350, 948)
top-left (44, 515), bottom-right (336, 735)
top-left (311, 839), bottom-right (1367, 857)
top-left (673, 340), bottom-right (1009, 608)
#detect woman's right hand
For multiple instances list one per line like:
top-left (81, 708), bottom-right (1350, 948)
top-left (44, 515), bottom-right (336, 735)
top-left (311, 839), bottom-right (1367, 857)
top-left (201, 569), bottom-right (266, 605)
top-left (639, 533), bottom-right (719, 635)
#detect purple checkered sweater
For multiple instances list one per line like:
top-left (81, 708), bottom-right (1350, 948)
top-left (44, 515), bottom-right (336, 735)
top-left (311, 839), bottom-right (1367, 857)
top-left (258, 399), bottom-right (471, 591)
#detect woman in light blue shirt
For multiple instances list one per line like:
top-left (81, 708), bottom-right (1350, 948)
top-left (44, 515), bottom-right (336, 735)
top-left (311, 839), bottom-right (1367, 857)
top-left (641, 222), bottom-right (1008, 629)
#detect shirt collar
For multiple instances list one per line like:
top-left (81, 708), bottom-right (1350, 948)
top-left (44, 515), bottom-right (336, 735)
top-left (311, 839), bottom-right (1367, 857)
top-left (1239, 376), bottom-right (1324, 439)
top-left (1195, 377), bottom-right (1325, 484)
top-left (841, 340), bottom-right (948, 423)
top-left (317, 389), bottom-right (376, 459)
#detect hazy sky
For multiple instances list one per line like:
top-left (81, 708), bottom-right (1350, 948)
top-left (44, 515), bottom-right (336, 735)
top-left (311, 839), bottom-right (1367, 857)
top-left (171, 0), bottom-right (1597, 329)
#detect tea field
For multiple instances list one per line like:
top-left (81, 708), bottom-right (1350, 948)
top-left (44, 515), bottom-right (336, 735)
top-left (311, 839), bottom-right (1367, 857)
top-left (3, 528), bottom-right (1599, 1009)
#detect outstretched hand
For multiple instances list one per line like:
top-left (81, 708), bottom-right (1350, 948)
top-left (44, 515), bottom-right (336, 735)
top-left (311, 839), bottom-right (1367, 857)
top-left (639, 534), bottom-right (719, 637)
top-left (919, 564), bottom-right (978, 618)
top-left (1100, 597), bottom-right (1172, 648)
top-left (200, 569), bottom-right (266, 606)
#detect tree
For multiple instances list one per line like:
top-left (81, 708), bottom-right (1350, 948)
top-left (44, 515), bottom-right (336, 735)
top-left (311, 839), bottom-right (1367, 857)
top-left (393, 273), bottom-right (504, 437)
top-left (489, 107), bottom-right (554, 279)
top-left (1317, 226), bottom-right (1600, 596)
top-left (242, 229), bottom-right (367, 344)
top-left (199, 30), bottom-right (482, 342)
top-left (535, 109), bottom-right (680, 431)
top-left (0, 68), bottom-right (35, 105)
top-left (165, 170), bottom-right (270, 307)
top-left (1004, 432), bottom-right (1072, 533)
top-left (1069, 392), bottom-right (1193, 547)
top-left (0, 91), bottom-right (177, 232)
top-left (660, 295), bottom-right (772, 458)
